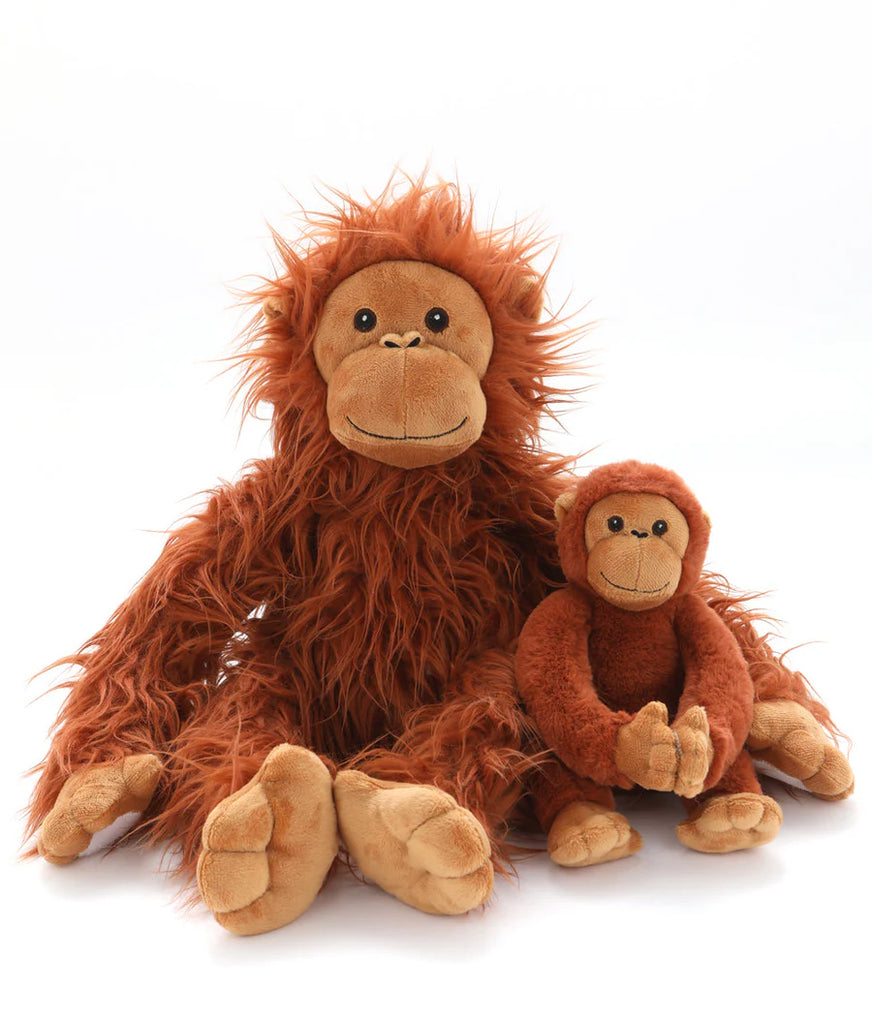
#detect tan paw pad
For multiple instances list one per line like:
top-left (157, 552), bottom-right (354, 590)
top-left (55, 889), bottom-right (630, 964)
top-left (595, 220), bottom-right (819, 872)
top-left (676, 793), bottom-right (782, 853)
top-left (197, 744), bottom-right (339, 936)
top-left (201, 785), bottom-right (274, 853)
top-left (197, 851), bottom-right (271, 914)
top-left (547, 801), bottom-right (642, 868)
top-left (802, 746), bottom-right (854, 801)
top-left (334, 771), bottom-right (494, 915)
top-left (406, 807), bottom-right (491, 877)
top-left (397, 861), bottom-right (494, 916)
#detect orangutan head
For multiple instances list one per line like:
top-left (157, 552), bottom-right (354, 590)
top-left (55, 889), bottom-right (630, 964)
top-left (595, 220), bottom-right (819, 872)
top-left (240, 178), bottom-right (578, 475)
top-left (554, 461), bottom-right (711, 610)
top-left (312, 260), bottom-right (493, 469)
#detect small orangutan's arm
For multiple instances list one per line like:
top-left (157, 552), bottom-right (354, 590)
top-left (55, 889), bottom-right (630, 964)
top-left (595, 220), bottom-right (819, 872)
top-left (674, 593), bottom-right (755, 789)
top-left (516, 588), bottom-right (634, 789)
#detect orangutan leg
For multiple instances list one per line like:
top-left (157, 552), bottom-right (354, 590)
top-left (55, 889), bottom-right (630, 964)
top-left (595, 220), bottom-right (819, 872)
top-left (676, 751), bottom-right (782, 853)
top-left (137, 665), bottom-right (341, 936)
top-left (333, 771), bottom-right (493, 914)
top-left (37, 754), bottom-right (162, 864)
top-left (196, 745), bottom-right (338, 936)
top-left (334, 651), bottom-right (535, 914)
top-left (548, 801), bottom-right (642, 867)
top-left (529, 757), bottom-right (641, 867)
top-left (747, 699), bottom-right (853, 800)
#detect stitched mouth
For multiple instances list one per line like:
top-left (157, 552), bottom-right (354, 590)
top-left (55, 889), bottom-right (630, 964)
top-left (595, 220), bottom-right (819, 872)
top-left (345, 415), bottom-right (469, 441)
top-left (600, 572), bottom-right (669, 595)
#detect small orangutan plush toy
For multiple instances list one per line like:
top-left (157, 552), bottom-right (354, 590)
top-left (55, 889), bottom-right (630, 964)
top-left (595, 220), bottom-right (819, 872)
top-left (516, 459), bottom-right (783, 863)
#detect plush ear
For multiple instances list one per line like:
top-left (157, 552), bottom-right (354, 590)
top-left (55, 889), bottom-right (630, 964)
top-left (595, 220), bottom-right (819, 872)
top-left (554, 488), bottom-right (578, 524)
top-left (513, 275), bottom-right (545, 322)
top-left (263, 295), bottom-right (285, 320)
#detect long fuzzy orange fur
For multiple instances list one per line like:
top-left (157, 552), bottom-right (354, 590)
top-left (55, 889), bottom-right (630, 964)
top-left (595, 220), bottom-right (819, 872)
top-left (26, 176), bottom-right (832, 885)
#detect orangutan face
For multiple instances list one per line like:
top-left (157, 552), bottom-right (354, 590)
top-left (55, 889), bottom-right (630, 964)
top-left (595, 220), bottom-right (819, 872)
top-left (583, 492), bottom-right (691, 610)
top-left (312, 260), bottom-right (493, 469)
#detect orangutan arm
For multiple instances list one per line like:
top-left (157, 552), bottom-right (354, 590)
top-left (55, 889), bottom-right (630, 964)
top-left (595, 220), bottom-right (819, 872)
top-left (693, 572), bottom-right (852, 795)
top-left (516, 588), bottom-right (634, 789)
top-left (27, 460), bottom-right (282, 839)
top-left (674, 593), bottom-right (755, 788)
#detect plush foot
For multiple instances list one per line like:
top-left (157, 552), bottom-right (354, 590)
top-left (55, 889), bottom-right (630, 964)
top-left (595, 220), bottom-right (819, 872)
top-left (676, 792), bottom-right (782, 853)
top-left (547, 801), bottom-right (642, 867)
top-left (333, 771), bottom-right (493, 915)
top-left (197, 744), bottom-right (338, 936)
top-left (37, 754), bottom-right (162, 864)
top-left (748, 699), bottom-right (854, 800)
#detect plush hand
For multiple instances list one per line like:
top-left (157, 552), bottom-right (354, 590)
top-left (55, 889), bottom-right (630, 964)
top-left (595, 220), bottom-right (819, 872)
top-left (37, 755), bottom-right (162, 864)
top-left (615, 701), bottom-right (714, 795)
top-left (748, 699), bottom-right (854, 800)
top-left (615, 702), bottom-right (679, 790)
top-left (672, 705), bottom-right (714, 798)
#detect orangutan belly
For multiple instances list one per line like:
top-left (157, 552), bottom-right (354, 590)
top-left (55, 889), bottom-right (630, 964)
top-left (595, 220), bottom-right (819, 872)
top-left (264, 545), bottom-right (525, 756)
top-left (587, 599), bottom-right (684, 716)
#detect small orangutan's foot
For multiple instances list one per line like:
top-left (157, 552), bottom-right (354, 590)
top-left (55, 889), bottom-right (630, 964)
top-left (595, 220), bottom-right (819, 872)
top-left (748, 700), bottom-right (854, 801)
top-left (197, 744), bottom-right (338, 936)
top-left (676, 793), bottom-right (782, 853)
top-left (333, 771), bottom-right (493, 915)
top-left (37, 754), bottom-right (162, 865)
top-left (547, 801), bottom-right (642, 868)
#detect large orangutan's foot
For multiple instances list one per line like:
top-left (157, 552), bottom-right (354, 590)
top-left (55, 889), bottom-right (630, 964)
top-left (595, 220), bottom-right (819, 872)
top-left (37, 754), bottom-right (162, 865)
top-left (197, 745), bottom-right (338, 936)
top-left (333, 771), bottom-right (493, 915)
top-left (748, 699), bottom-right (854, 800)
top-left (547, 801), bottom-right (642, 867)
top-left (676, 793), bottom-right (782, 853)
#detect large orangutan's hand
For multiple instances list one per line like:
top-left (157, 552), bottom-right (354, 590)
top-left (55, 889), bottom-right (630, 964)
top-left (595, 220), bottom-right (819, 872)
top-left (747, 699), bottom-right (854, 800)
top-left (672, 705), bottom-right (715, 798)
top-left (616, 702), bottom-right (679, 791)
top-left (37, 755), bottom-right (162, 864)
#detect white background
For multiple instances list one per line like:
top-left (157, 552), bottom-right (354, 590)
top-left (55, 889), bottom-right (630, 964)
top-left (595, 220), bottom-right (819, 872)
top-left (2, 2), bottom-right (869, 1021)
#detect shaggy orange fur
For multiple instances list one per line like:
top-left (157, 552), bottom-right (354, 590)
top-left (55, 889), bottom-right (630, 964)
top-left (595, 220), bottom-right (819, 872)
top-left (25, 177), bottom-right (838, 888)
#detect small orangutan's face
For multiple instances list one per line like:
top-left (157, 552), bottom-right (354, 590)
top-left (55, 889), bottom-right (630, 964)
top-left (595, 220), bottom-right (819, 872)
top-left (584, 492), bottom-right (690, 610)
top-left (312, 260), bottom-right (493, 469)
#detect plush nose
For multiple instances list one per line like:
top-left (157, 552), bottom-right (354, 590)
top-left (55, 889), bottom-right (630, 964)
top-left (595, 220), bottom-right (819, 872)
top-left (380, 331), bottom-right (423, 349)
top-left (631, 529), bottom-right (648, 538)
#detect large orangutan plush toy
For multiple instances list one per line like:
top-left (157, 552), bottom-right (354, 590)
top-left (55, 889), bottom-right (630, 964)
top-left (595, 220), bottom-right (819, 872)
top-left (517, 461), bottom-right (854, 866)
top-left (27, 180), bottom-right (853, 936)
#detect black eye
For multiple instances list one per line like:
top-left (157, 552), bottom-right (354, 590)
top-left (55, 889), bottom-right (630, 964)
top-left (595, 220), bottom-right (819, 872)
top-left (353, 307), bottom-right (377, 332)
top-left (607, 515), bottom-right (624, 533)
top-left (652, 520), bottom-right (668, 536)
top-left (424, 307), bottom-right (449, 333)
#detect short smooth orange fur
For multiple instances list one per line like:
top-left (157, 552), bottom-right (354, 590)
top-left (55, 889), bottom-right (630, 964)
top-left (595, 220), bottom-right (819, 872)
top-left (518, 461), bottom-right (850, 861)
